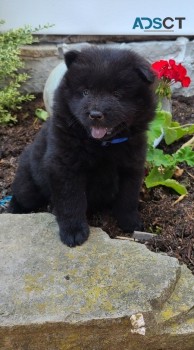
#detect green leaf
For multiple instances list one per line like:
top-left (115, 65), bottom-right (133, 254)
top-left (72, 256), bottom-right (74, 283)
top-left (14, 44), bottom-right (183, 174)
top-left (145, 166), bottom-right (174, 183)
top-left (145, 167), bottom-right (187, 195)
top-left (174, 146), bottom-right (194, 166)
top-left (147, 109), bottom-right (172, 146)
top-left (35, 108), bottom-right (48, 121)
top-left (164, 123), bottom-right (194, 145)
top-left (154, 179), bottom-right (187, 195)
top-left (148, 103), bottom-right (194, 147)
top-left (146, 147), bottom-right (175, 167)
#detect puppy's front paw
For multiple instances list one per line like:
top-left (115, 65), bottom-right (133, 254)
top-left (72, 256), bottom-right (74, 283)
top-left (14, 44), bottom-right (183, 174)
top-left (59, 220), bottom-right (90, 247)
top-left (115, 211), bottom-right (143, 233)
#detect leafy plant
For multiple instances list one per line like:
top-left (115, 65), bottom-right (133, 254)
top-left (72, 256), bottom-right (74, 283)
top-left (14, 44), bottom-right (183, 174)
top-left (146, 108), bottom-right (194, 195)
top-left (145, 59), bottom-right (193, 196)
top-left (0, 21), bottom-right (51, 125)
top-left (147, 106), bottom-right (194, 146)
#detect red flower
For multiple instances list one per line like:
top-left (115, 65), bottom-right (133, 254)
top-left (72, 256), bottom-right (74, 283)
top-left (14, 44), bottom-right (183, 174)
top-left (152, 60), bottom-right (168, 79)
top-left (151, 59), bottom-right (191, 97)
top-left (169, 59), bottom-right (175, 66)
top-left (182, 76), bottom-right (191, 87)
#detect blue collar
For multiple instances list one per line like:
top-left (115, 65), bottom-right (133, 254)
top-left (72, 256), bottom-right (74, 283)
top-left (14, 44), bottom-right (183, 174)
top-left (101, 137), bottom-right (128, 146)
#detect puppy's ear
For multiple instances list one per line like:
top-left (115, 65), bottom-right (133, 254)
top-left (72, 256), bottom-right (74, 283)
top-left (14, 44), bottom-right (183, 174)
top-left (136, 65), bottom-right (155, 84)
top-left (64, 50), bottom-right (80, 68)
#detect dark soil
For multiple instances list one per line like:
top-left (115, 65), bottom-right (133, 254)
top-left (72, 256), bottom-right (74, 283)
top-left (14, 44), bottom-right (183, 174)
top-left (0, 94), bottom-right (194, 273)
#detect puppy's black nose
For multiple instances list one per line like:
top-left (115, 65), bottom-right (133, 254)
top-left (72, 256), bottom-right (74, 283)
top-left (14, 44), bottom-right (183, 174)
top-left (89, 110), bottom-right (104, 120)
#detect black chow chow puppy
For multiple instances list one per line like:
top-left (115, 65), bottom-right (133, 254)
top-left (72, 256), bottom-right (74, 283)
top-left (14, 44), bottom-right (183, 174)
top-left (9, 47), bottom-right (156, 247)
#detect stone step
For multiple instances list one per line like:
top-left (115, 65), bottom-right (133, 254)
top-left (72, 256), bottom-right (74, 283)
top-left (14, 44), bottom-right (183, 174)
top-left (0, 213), bottom-right (194, 349)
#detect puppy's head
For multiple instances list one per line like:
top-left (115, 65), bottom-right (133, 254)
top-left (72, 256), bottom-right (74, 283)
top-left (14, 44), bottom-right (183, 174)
top-left (61, 47), bottom-right (156, 139)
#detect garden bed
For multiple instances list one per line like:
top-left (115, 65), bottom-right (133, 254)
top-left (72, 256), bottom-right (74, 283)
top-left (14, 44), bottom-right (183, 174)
top-left (0, 94), bottom-right (194, 274)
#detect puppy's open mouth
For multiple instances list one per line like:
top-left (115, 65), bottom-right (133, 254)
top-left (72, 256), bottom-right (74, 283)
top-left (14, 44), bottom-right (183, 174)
top-left (91, 127), bottom-right (113, 139)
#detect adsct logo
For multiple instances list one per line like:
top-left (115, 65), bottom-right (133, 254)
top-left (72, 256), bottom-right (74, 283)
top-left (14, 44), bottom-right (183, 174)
top-left (132, 17), bottom-right (186, 32)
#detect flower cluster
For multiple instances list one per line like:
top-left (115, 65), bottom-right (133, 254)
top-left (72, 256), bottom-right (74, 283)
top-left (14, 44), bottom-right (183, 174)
top-left (151, 59), bottom-right (191, 98)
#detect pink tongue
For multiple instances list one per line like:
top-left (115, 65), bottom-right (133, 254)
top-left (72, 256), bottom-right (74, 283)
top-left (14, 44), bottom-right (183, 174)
top-left (91, 127), bottom-right (107, 139)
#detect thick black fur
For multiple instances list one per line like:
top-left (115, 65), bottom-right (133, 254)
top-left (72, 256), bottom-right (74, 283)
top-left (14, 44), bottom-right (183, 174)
top-left (9, 47), bottom-right (156, 247)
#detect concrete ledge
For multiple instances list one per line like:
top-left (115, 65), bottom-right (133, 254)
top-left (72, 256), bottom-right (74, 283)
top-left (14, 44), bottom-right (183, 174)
top-left (1, 213), bottom-right (194, 349)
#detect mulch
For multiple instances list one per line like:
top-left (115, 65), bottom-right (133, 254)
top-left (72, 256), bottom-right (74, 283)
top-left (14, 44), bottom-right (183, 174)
top-left (0, 94), bottom-right (194, 274)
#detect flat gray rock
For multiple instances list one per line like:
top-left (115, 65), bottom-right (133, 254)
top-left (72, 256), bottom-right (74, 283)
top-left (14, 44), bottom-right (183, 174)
top-left (0, 213), bottom-right (194, 349)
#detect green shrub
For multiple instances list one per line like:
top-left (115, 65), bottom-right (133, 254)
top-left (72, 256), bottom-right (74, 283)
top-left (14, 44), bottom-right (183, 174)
top-left (0, 21), bottom-right (50, 125)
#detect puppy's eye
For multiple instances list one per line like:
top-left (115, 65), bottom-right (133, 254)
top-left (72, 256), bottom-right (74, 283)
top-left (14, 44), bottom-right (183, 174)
top-left (83, 89), bottom-right (89, 96)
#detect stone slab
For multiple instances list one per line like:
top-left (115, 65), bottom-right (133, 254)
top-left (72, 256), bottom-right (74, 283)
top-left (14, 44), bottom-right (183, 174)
top-left (0, 213), bottom-right (194, 349)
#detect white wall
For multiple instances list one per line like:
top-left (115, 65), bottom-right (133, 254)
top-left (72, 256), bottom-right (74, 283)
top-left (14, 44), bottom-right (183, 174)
top-left (1, 0), bottom-right (193, 35)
